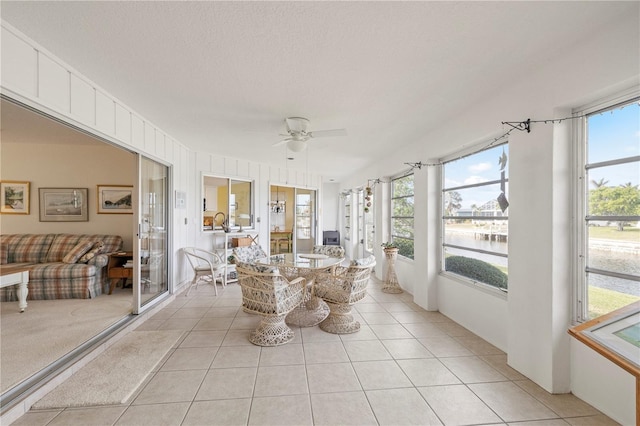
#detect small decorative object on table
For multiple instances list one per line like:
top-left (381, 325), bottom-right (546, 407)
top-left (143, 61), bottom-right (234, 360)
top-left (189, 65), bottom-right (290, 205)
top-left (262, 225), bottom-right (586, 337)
top-left (381, 242), bottom-right (403, 294)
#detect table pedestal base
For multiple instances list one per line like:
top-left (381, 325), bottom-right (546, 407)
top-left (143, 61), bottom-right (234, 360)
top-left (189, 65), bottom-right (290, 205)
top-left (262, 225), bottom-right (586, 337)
top-left (319, 303), bottom-right (361, 334)
top-left (286, 296), bottom-right (330, 327)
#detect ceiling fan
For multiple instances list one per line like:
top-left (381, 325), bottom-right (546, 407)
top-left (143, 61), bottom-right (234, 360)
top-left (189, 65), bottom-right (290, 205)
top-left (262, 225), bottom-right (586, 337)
top-left (272, 117), bottom-right (347, 152)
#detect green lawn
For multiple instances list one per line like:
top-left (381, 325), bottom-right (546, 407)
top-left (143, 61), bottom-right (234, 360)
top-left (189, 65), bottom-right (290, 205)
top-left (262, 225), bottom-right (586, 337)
top-left (589, 226), bottom-right (640, 242)
top-left (589, 286), bottom-right (640, 319)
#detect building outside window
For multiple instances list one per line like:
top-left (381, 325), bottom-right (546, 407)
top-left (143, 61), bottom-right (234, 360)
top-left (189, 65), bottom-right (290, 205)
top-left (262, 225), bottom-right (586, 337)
top-left (390, 173), bottom-right (414, 259)
top-left (576, 96), bottom-right (640, 321)
top-left (442, 142), bottom-right (509, 290)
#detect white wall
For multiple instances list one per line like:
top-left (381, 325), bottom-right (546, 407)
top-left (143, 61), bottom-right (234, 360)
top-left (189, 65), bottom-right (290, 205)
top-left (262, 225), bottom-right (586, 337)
top-left (338, 12), bottom-right (638, 425)
top-left (321, 182), bottom-right (340, 233)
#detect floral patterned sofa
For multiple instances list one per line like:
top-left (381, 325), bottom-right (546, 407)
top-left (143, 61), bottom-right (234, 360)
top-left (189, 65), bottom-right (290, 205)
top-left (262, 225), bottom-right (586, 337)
top-left (0, 233), bottom-right (123, 300)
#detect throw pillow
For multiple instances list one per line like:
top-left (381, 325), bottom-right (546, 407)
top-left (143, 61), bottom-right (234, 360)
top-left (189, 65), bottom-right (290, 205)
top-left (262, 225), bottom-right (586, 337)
top-left (79, 241), bottom-right (105, 263)
top-left (62, 241), bottom-right (94, 264)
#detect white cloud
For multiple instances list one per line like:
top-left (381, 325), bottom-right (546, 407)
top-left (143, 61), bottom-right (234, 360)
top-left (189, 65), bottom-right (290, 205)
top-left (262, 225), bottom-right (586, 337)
top-left (444, 178), bottom-right (461, 188)
top-left (469, 162), bottom-right (492, 173)
top-left (464, 176), bottom-right (488, 185)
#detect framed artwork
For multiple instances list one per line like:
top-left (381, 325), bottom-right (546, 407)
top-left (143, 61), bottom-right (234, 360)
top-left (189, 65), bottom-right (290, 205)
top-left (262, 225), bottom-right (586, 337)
top-left (0, 181), bottom-right (30, 214)
top-left (97, 185), bottom-right (133, 214)
top-left (39, 188), bottom-right (88, 222)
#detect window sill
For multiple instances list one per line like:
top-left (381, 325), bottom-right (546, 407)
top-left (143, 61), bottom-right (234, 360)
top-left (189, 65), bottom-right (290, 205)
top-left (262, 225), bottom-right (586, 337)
top-left (440, 271), bottom-right (508, 300)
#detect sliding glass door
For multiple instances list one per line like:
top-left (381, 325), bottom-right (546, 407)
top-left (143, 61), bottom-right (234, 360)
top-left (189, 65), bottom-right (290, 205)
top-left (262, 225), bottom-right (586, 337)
top-left (135, 156), bottom-right (169, 312)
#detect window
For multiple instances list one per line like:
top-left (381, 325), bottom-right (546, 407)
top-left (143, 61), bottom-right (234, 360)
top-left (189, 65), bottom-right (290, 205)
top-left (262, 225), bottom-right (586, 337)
top-left (202, 176), bottom-right (253, 232)
top-left (391, 173), bottom-right (414, 259)
top-left (442, 143), bottom-right (509, 290)
top-left (577, 97), bottom-right (640, 321)
top-left (296, 192), bottom-right (312, 239)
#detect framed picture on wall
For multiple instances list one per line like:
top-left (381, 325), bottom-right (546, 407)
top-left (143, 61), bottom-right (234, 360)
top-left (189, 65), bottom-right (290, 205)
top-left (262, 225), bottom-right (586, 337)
top-left (97, 185), bottom-right (133, 214)
top-left (39, 188), bottom-right (88, 222)
top-left (0, 181), bottom-right (30, 214)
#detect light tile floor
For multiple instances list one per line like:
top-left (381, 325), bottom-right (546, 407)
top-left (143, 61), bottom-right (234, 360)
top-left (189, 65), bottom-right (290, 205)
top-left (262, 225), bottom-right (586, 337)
top-left (15, 277), bottom-right (620, 426)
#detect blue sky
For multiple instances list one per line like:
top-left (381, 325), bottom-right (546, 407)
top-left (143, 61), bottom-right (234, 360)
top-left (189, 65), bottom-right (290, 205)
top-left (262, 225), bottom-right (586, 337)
top-left (444, 144), bottom-right (508, 210)
top-left (588, 101), bottom-right (639, 187)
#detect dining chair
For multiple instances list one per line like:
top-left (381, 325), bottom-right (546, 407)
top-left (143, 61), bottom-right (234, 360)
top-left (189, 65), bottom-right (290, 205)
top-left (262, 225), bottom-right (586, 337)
top-left (312, 245), bottom-right (345, 258)
top-left (278, 233), bottom-right (293, 253)
top-left (235, 261), bottom-right (306, 346)
top-left (183, 247), bottom-right (227, 296)
top-left (312, 255), bottom-right (376, 334)
top-left (230, 245), bottom-right (268, 264)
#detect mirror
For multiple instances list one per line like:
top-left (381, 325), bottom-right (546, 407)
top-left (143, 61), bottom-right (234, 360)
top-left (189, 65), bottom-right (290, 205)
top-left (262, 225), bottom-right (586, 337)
top-left (202, 175), bottom-right (253, 231)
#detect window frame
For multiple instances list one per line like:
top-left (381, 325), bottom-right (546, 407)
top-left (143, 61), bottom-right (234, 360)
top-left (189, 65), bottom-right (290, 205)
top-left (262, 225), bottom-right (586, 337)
top-left (295, 192), bottom-right (312, 239)
top-left (390, 171), bottom-right (415, 260)
top-left (573, 90), bottom-right (640, 323)
top-left (440, 140), bottom-right (509, 292)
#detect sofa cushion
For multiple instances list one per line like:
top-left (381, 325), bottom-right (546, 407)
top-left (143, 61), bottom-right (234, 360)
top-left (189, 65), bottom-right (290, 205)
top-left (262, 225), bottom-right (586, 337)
top-left (46, 234), bottom-right (123, 262)
top-left (0, 243), bottom-right (7, 265)
top-left (0, 234), bottom-right (56, 263)
top-left (62, 241), bottom-right (94, 264)
top-left (79, 241), bottom-right (105, 263)
top-left (29, 262), bottom-right (98, 280)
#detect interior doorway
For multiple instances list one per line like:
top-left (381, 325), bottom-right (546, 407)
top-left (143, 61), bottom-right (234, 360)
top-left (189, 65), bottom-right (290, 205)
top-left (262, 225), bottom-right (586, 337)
top-left (269, 185), bottom-right (317, 254)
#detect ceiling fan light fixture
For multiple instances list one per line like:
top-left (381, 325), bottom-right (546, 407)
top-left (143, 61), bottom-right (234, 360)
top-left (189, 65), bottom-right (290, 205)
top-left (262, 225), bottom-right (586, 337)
top-left (287, 139), bottom-right (307, 152)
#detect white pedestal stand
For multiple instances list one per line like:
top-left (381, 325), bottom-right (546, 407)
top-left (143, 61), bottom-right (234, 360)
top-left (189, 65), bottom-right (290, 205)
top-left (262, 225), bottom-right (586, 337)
top-left (382, 248), bottom-right (403, 293)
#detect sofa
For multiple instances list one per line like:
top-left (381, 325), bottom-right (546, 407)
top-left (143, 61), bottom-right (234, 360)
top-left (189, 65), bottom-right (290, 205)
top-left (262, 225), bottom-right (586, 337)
top-left (0, 234), bottom-right (123, 301)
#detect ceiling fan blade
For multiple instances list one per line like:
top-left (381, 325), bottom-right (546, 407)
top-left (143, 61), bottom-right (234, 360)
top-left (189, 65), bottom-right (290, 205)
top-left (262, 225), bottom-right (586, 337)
top-left (272, 138), bottom-right (291, 147)
top-left (308, 128), bottom-right (348, 138)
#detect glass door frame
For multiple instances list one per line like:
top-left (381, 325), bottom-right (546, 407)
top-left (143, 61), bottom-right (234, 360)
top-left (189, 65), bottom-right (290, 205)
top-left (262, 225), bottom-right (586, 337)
top-left (133, 154), bottom-right (172, 314)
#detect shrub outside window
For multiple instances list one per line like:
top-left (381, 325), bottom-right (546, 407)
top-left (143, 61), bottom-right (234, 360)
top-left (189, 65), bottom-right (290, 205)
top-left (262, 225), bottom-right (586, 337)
top-left (442, 143), bottom-right (509, 290)
top-left (576, 97), bottom-right (640, 321)
top-left (391, 173), bottom-right (414, 259)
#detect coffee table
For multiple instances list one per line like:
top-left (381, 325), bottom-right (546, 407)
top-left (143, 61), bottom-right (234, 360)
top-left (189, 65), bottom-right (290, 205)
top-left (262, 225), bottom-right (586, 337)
top-left (1, 265), bottom-right (30, 312)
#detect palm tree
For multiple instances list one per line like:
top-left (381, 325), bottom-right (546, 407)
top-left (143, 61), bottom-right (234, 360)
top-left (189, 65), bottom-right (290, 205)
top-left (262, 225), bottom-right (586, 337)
top-left (590, 178), bottom-right (609, 188)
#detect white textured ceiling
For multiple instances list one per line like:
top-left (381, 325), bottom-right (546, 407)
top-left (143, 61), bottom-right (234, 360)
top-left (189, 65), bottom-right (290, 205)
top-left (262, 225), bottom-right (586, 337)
top-left (0, 1), bottom-right (634, 181)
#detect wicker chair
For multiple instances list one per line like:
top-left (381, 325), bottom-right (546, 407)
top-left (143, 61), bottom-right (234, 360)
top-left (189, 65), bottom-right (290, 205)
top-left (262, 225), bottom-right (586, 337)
top-left (230, 245), bottom-right (268, 264)
top-left (312, 245), bottom-right (346, 258)
top-left (183, 247), bottom-right (227, 296)
top-left (312, 255), bottom-right (376, 334)
top-left (236, 262), bottom-right (306, 346)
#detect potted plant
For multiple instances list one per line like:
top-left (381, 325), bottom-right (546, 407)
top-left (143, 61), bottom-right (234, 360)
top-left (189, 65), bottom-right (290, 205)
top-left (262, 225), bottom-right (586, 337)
top-left (381, 241), bottom-right (398, 250)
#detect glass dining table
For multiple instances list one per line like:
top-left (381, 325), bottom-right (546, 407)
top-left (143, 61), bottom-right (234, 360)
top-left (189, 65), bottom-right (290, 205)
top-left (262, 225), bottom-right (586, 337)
top-left (256, 252), bottom-right (345, 327)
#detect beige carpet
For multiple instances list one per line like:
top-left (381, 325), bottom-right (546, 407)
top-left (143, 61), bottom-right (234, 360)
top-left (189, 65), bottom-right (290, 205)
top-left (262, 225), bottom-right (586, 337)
top-left (33, 329), bottom-right (184, 408)
top-left (0, 289), bottom-right (132, 393)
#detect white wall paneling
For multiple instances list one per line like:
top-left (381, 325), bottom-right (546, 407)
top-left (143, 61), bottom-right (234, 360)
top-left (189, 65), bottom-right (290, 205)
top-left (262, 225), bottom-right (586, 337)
top-left (1, 26), bottom-right (37, 97)
top-left (131, 114), bottom-right (144, 150)
top-left (37, 52), bottom-right (69, 112)
top-left (95, 90), bottom-right (115, 135)
top-left (115, 103), bottom-right (131, 143)
top-left (70, 74), bottom-right (95, 125)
